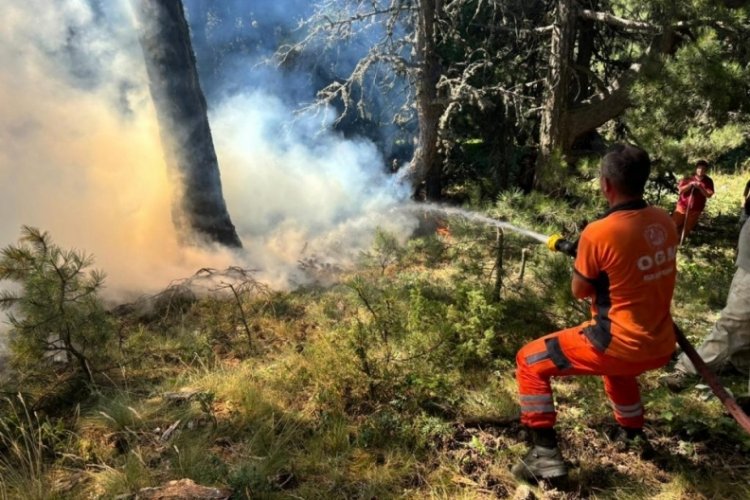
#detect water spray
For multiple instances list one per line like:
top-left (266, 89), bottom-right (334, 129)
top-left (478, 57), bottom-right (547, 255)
top-left (413, 204), bottom-right (582, 257)
top-left (410, 203), bottom-right (549, 243)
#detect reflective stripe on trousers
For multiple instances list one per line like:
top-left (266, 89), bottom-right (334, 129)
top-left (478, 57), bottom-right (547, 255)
top-left (611, 401), bottom-right (643, 420)
top-left (516, 325), bottom-right (672, 429)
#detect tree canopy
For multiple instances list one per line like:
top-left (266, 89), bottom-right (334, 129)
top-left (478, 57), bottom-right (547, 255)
top-left (262, 0), bottom-right (750, 197)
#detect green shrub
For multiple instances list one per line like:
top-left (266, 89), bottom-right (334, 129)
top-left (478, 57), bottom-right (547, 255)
top-left (446, 285), bottom-right (504, 368)
top-left (0, 226), bottom-right (115, 385)
top-left (360, 229), bottom-right (405, 274)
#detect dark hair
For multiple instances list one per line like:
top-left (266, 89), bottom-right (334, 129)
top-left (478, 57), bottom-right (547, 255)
top-left (600, 144), bottom-right (651, 197)
top-left (696, 160), bottom-right (709, 168)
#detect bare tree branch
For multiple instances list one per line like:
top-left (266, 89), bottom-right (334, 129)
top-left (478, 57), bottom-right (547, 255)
top-left (579, 9), bottom-right (658, 33)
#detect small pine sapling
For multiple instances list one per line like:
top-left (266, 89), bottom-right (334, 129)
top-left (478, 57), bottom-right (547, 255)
top-left (0, 226), bottom-right (114, 384)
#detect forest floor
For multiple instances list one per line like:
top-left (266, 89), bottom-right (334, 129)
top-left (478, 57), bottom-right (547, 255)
top-left (1, 170), bottom-right (750, 499)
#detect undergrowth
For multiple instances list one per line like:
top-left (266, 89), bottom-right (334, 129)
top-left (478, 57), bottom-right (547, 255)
top-left (0, 171), bottom-right (749, 499)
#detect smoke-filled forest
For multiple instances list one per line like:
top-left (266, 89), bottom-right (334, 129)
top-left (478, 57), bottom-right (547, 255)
top-left (0, 0), bottom-right (749, 498)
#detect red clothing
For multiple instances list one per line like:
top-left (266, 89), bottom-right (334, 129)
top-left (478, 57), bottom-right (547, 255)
top-left (671, 209), bottom-right (701, 240)
top-left (676, 175), bottom-right (714, 213)
top-left (516, 201), bottom-right (678, 429)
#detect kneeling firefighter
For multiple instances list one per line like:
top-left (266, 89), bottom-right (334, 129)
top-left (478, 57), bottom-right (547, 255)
top-left (513, 144), bottom-right (679, 481)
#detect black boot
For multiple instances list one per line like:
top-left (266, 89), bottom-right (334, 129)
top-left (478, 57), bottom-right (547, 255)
top-left (610, 426), bottom-right (655, 459)
top-left (512, 427), bottom-right (568, 481)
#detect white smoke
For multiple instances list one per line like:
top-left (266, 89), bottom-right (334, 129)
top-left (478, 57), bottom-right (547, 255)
top-left (213, 91), bottom-right (415, 284)
top-left (0, 0), bottom-right (417, 298)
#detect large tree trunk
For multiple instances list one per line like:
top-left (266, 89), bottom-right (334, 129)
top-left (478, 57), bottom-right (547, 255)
top-left (536, 0), bottom-right (577, 189)
top-left (404, 0), bottom-right (445, 200)
top-left (574, 1), bottom-right (596, 103)
top-left (132, 0), bottom-right (242, 248)
top-left (535, 1), bottom-right (678, 190)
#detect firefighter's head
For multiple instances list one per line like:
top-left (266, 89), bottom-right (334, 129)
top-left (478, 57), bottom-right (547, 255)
top-left (599, 144), bottom-right (651, 203)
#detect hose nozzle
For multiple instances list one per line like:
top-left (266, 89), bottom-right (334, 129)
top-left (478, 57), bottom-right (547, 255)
top-left (547, 234), bottom-right (578, 257)
top-left (547, 234), bottom-right (563, 252)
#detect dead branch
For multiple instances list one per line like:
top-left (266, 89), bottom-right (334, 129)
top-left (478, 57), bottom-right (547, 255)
top-left (579, 9), bottom-right (657, 33)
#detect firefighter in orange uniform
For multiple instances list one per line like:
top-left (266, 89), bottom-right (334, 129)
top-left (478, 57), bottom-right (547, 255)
top-left (512, 144), bottom-right (679, 481)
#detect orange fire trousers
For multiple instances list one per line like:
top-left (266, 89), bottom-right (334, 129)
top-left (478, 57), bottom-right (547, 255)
top-left (672, 208), bottom-right (701, 240)
top-left (516, 326), bottom-right (672, 429)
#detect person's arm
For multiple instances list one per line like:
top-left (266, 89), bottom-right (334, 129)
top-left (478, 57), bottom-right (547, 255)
top-left (678, 178), bottom-right (694, 194)
top-left (697, 177), bottom-right (715, 198)
top-left (572, 230), bottom-right (599, 300)
top-left (572, 272), bottom-right (595, 299)
top-left (693, 182), bottom-right (709, 197)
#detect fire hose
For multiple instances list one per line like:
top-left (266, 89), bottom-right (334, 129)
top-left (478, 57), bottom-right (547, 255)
top-left (673, 323), bottom-right (750, 433)
top-left (546, 234), bottom-right (750, 435)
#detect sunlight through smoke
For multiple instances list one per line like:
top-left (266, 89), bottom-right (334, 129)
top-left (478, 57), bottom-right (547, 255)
top-left (0, 0), bottom-right (417, 298)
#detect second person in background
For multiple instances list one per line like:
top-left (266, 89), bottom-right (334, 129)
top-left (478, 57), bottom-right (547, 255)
top-left (672, 160), bottom-right (714, 242)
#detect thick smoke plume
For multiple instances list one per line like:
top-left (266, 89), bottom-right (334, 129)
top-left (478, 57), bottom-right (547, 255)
top-left (0, 0), bottom-right (416, 299)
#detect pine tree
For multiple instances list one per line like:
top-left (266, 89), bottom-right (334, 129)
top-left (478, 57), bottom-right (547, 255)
top-left (0, 227), bottom-right (114, 384)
